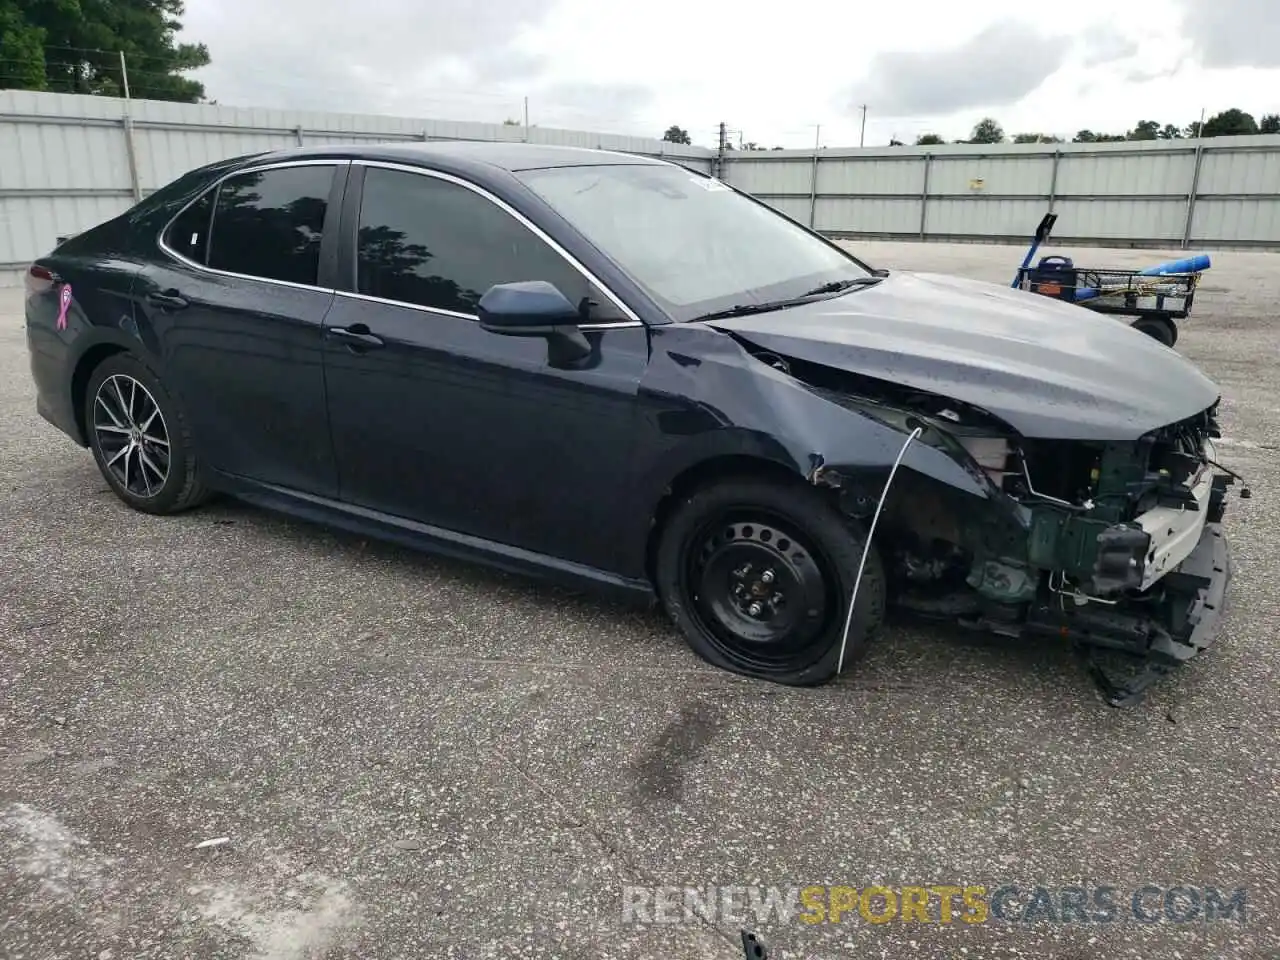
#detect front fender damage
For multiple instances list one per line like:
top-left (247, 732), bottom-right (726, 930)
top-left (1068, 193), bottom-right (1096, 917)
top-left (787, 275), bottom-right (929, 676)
top-left (724, 330), bottom-right (1243, 707)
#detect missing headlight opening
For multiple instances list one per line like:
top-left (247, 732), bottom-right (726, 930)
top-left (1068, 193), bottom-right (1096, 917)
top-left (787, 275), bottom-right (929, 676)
top-left (750, 339), bottom-right (1242, 708)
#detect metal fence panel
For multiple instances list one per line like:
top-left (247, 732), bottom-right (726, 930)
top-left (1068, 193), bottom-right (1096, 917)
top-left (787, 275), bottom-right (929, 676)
top-left (0, 89), bottom-right (714, 279)
top-left (720, 134), bottom-right (1280, 250)
top-left (756, 195), bottom-right (812, 225)
top-left (721, 157), bottom-right (812, 196)
top-left (1195, 147), bottom-right (1280, 195)
top-left (1051, 198), bottom-right (1186, 243)
top-left (0, 115), bottom-right (132, 191)
top-left (923, 197), bottom-right (1048, 238)
top-left (1192, 198), bottom-right (1280, 244)
top-left (817, 197), bottom-right (920, 235)
top-left (1055, 149), bottom-right (1195, 197)
top-left (0, 193), bottom-right (129, 266)
top-left (816, 156), bottom-right (924, 196)
top-left (926, 155), bottom-right (1049, 197)
top-left (3, 89), bottom-right (1278, 287)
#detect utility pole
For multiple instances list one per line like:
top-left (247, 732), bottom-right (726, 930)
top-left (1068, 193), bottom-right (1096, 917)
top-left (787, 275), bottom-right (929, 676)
top-left (859, 104), bottom-right (868, 147)
top-left (523, 96), bottom-right (530, 142)
top-left (118, 51), bottom-right (142, 203)
top-left (119, 50), bottom-right (132, 101)
top-left (808, 123), bottom-right (821, 228)
top-left (716, 121), bottom-right (727, 179)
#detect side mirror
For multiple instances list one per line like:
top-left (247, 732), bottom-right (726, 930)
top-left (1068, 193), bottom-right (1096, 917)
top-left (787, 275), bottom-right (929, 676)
top-left (477, 280), bottom-right (592, 366)
top-left (478, 280), bottom-right (582, 330)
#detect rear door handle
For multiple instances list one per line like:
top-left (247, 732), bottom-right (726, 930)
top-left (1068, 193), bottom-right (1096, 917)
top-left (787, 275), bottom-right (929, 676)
top-left (146, 289), bottom-right (188, 310)
top-left (328, 324), bottom-right (385, 349)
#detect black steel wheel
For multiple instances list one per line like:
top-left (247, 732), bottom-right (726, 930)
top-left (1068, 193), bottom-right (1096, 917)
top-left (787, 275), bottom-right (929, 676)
top-left (84, 353), bottom-right (209, 515)
top-left (655, 477), bottom-right (885, 685)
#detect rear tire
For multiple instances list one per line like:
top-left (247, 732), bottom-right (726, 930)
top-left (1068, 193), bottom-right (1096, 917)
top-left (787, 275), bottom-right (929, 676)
top-left (1132, 317), bottom-right (1177, 347)
top-left (654, 477), bottom-right (885, 686)
top-left (84, 354), bottom-right (209, 515)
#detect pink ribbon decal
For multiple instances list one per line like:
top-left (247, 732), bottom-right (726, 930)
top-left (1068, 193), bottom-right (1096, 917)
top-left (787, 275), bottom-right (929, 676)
top-left (56, 284), bottom-right (72, 331)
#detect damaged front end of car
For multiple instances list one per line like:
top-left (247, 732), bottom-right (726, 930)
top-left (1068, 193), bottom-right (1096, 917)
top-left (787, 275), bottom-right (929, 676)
top-left (757, 347), bottom-right (1243, 707)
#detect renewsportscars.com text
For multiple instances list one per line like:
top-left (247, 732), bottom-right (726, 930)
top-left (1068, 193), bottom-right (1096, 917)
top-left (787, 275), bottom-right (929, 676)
top-left (621, 884), bottom-right (1247, 926)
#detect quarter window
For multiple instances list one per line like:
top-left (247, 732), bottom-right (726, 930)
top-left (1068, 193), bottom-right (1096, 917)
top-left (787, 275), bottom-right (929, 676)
top-left (355, 167), bottom-right (615, 318)
top-left (163, 189), bottom-right (215, 264)
top-left (206, 165), bottom-right (335, 286)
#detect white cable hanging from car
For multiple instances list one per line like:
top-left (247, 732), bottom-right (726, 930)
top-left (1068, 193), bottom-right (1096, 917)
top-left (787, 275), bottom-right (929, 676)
top-left (836, 425), bottom-right (924, 675)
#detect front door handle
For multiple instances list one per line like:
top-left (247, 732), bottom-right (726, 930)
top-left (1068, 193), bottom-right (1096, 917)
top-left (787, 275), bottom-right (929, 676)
top-left (146, 289), bottom-right (188, 310)
top-left (328, 324), bottom-right (385, 349)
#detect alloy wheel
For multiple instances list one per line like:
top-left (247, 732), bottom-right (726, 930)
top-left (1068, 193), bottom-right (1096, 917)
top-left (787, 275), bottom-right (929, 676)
top-left (92, 374), bottom-right (171, 498)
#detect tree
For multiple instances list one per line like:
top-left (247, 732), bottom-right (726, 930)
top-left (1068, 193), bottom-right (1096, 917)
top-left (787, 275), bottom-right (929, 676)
top-left (771, 145), bottom-right (784, 150)
top-left (1159, 124), bottom-right (1183, 139)
top-left (1127, 120), bottom-right (1161, 140)
top-left (915, 133), bottom-right (944, 145)
top-left (888, 138), bottom-right (904, 146)
top-left (1262, 114), bottom-right (1280, 134)
top-left (968, 117), bottom-right (1004, 144)
top-left (662, 125), bottom-right (691, 145)
top-left (0, 5), bottom-right (46, 89)
top-left (1185, 121), bottom-right (1202, 138)
top-left (0, 0), bottom-right (210, 101)
top-left (1073, 129), bottom-right (1124, 143)
top-left (1201, 109), bottom-right (1258, 137)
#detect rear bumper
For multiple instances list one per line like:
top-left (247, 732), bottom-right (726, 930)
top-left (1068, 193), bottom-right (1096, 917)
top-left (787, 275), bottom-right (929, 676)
top-left (27, 322), bottom-right (87, 446)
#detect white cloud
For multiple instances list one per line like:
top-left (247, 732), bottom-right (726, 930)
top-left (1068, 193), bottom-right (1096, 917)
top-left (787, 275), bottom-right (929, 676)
top-left (179, 0), bottom-right (1280, 148)
top-left (1174, 0), bottom-right (1280, 68)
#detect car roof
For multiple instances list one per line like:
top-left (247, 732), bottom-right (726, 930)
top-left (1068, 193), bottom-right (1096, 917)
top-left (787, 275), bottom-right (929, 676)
top-left (238, 140), bottom-right (676, 175)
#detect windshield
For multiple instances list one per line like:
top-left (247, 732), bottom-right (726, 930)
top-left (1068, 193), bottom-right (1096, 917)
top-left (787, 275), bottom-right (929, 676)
top-left (516, 163), bottom-right (873, 321)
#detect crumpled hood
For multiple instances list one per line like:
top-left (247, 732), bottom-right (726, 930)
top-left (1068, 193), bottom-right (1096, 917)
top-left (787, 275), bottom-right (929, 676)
top-left (709, 270), bottom-right (1221, 440)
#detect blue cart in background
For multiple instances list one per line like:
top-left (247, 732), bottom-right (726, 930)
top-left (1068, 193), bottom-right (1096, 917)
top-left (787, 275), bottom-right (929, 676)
top-left (1012, 213), bottom-right (1207, 348)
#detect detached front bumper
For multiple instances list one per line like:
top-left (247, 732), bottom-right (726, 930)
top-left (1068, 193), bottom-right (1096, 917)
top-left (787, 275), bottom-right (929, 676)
top-left (1025, 473), bottom-right (1236, 706)
top-left (1148, 519), bottom-right (1232, 665)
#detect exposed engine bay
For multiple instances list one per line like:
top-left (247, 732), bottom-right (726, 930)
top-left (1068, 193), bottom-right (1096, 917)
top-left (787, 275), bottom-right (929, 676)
top-left (741, 342), bottom-right (1243, 707)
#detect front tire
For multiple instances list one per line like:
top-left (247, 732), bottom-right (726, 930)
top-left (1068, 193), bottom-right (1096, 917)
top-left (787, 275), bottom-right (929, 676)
top-left (654, 477), bottom-right (885, 686)
top-left (84, 354), bottom-right (208, 515)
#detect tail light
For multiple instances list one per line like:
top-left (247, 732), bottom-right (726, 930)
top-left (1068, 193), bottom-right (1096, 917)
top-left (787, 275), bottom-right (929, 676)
top-left (25, 263), bottom-right (55, 298)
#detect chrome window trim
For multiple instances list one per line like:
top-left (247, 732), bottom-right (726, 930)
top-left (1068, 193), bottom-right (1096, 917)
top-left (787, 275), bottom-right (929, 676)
top-left (350, 159), bottom-right (645, 328)
top-left (156, 158), bottom-right (348, 293)
top-left (332, 288), bottom-right (643, 329)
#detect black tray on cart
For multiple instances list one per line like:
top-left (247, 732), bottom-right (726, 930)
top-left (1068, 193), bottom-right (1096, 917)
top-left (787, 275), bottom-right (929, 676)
top-left (1015, 266), bottom-right (1199, 320)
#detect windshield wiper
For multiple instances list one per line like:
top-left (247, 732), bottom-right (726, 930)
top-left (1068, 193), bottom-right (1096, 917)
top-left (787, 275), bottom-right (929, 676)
top-left (689, 302), bottom-right (795, 322)
top-left (690, 275), bottom-right (885, 323)
top-left (797, 275), bottom-right (885, 297)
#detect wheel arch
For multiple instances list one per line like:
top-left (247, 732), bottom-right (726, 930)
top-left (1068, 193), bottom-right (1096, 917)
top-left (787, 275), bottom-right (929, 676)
top-left (643, 453), bottom-right (816, 588)
top-left (70, 343), bottom-right (130, 445)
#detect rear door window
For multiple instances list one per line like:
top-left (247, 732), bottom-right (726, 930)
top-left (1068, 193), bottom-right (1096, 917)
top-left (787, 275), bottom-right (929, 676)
top-left (206, 165), bottom-right (335, 286)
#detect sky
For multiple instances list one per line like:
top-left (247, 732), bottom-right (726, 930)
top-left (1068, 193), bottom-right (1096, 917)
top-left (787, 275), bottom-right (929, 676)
top-left (177, 0), bottom-right (1279, 149)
